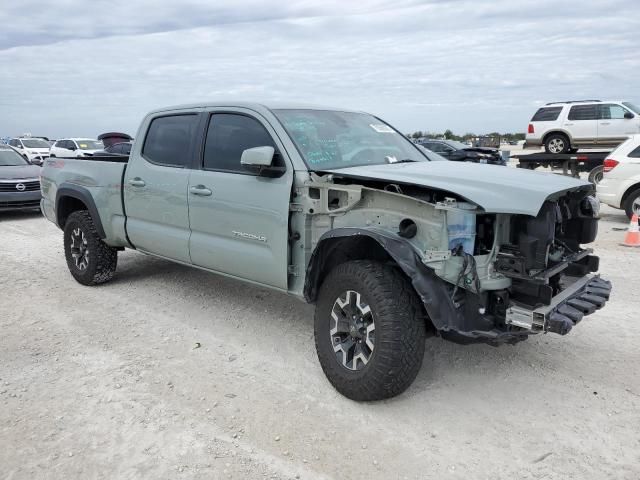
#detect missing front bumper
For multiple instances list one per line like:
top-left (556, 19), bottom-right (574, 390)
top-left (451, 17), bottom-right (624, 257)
top-left (506, 275), bottom-right (612, 335)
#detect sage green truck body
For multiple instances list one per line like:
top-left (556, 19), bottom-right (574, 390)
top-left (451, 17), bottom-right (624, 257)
top-left (41, 102), bottom-right (611, 345)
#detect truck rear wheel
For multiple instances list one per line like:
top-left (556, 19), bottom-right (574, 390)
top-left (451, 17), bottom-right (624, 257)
top-left (314, 260), bottom-right (426, 401)
top-left (63, 210), bottom-right (118, 285)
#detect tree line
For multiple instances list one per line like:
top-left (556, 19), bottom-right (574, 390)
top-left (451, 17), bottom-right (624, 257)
top-left (406, 129), bottom-right (526, 142)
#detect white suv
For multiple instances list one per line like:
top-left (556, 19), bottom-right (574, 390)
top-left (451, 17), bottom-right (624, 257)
top-left (49, 138), bottom-right (104, 158)
top-left (526, 100), bottom-right (640, 153)
top-left (596, 135), bottom-right (640, 218)
top-left (8, 137), bottom-right (51, 165)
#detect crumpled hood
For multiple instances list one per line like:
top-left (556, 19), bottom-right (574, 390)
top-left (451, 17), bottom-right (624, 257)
top-left (323, 161), bottom-right (593, 216)
top-left (0, 164), bottom-right (41, 179)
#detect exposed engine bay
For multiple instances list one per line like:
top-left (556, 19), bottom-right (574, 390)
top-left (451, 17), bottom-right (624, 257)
top-left (296, 167), bottom-right (612, 346)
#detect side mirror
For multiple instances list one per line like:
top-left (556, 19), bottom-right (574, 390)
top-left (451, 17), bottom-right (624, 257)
top-left (16, 144), bottom-right (23, 149)
top-left (624, 111), bottom-right (634, 119)
top-left (69, 145), bottom-right (77, 151)
top-left (241, 146), bottom-right (274, 166)
top-left (241, 146), bottom-right (285, 178)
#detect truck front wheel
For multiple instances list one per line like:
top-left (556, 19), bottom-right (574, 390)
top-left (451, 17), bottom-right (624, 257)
top-left (314, 260), bottom-right (426, 401)
top-left (63, 210), bottom-right (118, 285)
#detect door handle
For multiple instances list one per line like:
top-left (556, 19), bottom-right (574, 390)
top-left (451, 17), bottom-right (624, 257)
top-left (128, 178), bottom-right (146, 187)
top-left (564, 123), bottom-right (574, 126)
top-left (600, 122), bottom-right (610, 125)
top-left (190, 185), bottom-right (212, 196)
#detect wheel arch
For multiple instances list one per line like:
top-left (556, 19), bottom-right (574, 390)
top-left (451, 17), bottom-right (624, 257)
top-left (621, 182), bottom-right (640, 205)
top-left (55, 183), bottom-right (106, 239)
top-left (543, 129), bottom-right (573, 145)
top-left (303, 227), bottom-right (459, 332)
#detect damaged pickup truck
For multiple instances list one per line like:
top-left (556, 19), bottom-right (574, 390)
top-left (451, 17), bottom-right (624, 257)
top-left (40, 103), bottom-right (612, 401)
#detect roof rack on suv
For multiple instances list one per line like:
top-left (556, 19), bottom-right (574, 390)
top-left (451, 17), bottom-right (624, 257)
top-left (545, 100), bottom-right (601, 105)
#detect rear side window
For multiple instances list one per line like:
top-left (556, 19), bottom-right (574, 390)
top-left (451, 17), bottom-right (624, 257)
top-left (202, 113), bottom-right (279, 174)
top-left (531, 107), bottom-right (562, 121)
top-left (568, 105), bottom-right (598, 121)
top-left (629, 145), bottom-right (640, 158)
top-left (142, 114), bottom-right (198, 167)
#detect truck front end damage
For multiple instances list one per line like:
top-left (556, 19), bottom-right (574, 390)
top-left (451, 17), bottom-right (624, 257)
top-left (299, 166), bottom-right (611, 346)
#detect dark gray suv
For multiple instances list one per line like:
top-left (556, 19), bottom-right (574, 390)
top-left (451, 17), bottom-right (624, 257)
top-left (0, 145), bottom-right (42, 211)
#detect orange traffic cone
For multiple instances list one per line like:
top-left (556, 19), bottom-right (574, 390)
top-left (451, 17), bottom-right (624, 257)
top-left (621, 214), bottom-right (640, 247)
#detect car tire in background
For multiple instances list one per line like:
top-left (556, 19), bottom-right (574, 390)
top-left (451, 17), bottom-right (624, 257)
top-left (314, 260), bottom-right (427, 401)
top-left (544, 133), bottom-right (571, 154)
top-left (588, 165), bottom-right (604, 185)
top-left (63, 210), bottom-right (118, 285)
top-left (623, 187), bottom-right (640, 219)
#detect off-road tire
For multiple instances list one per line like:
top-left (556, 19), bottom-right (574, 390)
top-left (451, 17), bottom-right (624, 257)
top-left (314, 260), bottom-right (427, 401)
top-left (63, 210), bottom-right (118, 285)
top-left (623, 187), bottom-right (640, 219)
top-left (588, 165), bottom-right (604, 185)
top-left (544, 133), bottom-right (570, 154)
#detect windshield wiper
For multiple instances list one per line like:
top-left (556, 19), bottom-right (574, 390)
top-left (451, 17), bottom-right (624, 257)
top-left (386, 157), bottom-right (417, 164)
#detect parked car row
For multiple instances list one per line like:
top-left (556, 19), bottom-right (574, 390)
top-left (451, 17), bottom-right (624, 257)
top-left (2, 133), bottom-right (134, 166)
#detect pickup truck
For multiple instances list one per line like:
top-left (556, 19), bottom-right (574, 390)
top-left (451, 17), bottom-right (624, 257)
top-left (41, 102), bottom-right (612, 401)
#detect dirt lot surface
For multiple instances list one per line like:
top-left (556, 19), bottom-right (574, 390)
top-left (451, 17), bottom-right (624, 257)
top-left (1, 205), bottom-right (639, 480)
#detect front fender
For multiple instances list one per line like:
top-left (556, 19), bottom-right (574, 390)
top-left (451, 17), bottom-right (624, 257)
top-left (304, 227), bottom-right (529, 345)
top-left (304, 227), bottom-right (454, 325)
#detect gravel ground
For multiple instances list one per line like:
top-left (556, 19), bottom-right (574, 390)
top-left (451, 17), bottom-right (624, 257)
top-left (1, 204), bottom-right (639, 480)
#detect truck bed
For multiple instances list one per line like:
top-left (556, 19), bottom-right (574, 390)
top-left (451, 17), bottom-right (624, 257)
top-left (41, 157), bottom-right (130, 246)
top-left (52, 154), bottom-right (129, 163)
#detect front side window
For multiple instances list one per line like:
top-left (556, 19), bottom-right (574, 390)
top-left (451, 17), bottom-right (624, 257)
top-left (202, 113), bottom-right (278, 173)
top-left (568, 104), bottom-right (598, 121)
top-left (142, 114), bottom-right (198, 167)
top-left (273, 109), bottom-right (427, 170)
top-left (599, 104), bottom-right (628, 120)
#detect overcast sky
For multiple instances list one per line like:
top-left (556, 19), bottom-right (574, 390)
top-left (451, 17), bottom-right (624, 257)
top-left (1, 0), bottom-right (638, 138)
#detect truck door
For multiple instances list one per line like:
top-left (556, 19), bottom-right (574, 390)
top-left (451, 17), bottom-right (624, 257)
top-left (123, 112), bottom-right (200, 263)
top-left (187, 110), bottom-right (293, 289)
top-left (597, 104), bottom-right (637, 144)
top-left (565, 104), bottom-right (598, 144)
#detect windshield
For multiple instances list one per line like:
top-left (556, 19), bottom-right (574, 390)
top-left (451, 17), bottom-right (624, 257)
top-left (21, 139), bottom-right (50, 149)
top-left (622, 102), bottom-right (640, 114)
top-left (273, 109), bottom-right (428, 170)
top-left (0, 149), bottom-right (30, 166)
top-left (76, 140), bottom-right (104, 150)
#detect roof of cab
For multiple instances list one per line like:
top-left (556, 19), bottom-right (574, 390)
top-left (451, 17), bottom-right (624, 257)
top-left (146, 101), bottom-right (364, 116)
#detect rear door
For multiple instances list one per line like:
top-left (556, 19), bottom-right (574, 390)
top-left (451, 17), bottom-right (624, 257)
top-left (597, 103), bottom-right (638, 144)
top-left (123, 112), bottom-right (200, 263)
top-left (187, 109), bottom-right (293, 289)
top-left (565, 104), bottom-right (598, 143)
